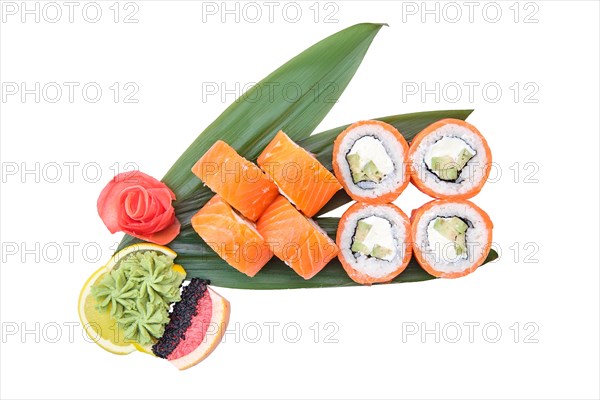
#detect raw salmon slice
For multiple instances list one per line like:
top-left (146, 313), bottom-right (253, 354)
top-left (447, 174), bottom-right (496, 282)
top-left (256, 196), bottom-right (338, 280)
top-left (257, 131), bottom-right (342, 217)
top-left (192, 140), bottom-right (279, 221)
top-left (191, 195), bottom-right (273, 277)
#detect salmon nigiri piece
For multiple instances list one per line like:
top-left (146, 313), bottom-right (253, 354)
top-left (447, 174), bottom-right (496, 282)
top-left (256, 196), bottom-right (338, 280)
top-left (191, 195), bottom-right (273, 277)
top-left (257, 131), bottom-right (342, 217)
top-left (192, 140), bottom-right (279, 221)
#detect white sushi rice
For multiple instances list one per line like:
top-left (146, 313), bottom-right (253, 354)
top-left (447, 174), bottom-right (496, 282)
top-left (410, 123), bottom-right (489, 196)
top-left (336, 124), bottom-right (407, 200)
top-left (414, 202), bottom-right (490, 274)
top-left (339, 204), bottom-right (409, 279)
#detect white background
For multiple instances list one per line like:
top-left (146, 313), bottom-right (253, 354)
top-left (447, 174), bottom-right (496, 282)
top-left (1, 1), bottom-right (599, 399)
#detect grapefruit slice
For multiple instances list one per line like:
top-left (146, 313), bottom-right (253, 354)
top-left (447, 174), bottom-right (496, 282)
top-left (152, 279), bottom-right (230, 370)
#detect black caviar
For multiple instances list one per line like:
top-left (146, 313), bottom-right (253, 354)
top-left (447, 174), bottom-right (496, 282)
top-left (152, 278), bottom-right (210, 359)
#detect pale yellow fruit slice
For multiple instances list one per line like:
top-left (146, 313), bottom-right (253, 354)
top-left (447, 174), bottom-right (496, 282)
top-left (78, 266), bottom-right (136, 355)
top-left (78, 243), bottom-right (182, 355)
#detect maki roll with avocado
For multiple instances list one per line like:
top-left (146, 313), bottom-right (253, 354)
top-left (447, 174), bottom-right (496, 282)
top-left (336, 202), bottom-right (412, 285)
top-left (411, 199), bottom-right (493, 279)
top-left (333, 120), bottom-right (410, 204)
top-left (408, 119), bottom-right (492, 199)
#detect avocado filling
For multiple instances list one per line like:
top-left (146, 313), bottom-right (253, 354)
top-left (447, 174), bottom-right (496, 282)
top-left (347, 136), bottom-right (394, 184)
top-left (427, 217), bottom-right (469, 261)
top-left (424, 137), bottom-right (476, 181)
top-left (351, 216), bottom-right (396, 261)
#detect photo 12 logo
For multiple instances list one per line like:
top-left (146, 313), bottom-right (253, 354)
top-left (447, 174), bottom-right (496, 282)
top-left (223, 321), bottom-right (339, 344)
top-left (401, 81), bottom-right (540, 104)
top-left (401, 1), bottom-right (540, 24)
top-left (402, 321), bottom-right (540, 343)
top-left (1, 161), bottom-right (138, 184)
top-left (1, 1), bottom-right (140, 23)
top-left (200, 1), bottom-right (340, 24)
top-left (1, 82), bottom-right (140, 104)
top-left (1, 241), bottom-right (117, 265)
top-left (201, 81), bottom-right (339, 104)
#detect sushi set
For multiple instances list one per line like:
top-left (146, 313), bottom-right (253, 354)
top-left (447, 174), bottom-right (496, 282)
top-left (190, 118), bottom-right (492, 284)
top-left (78, 23), bottom-right (497, 370)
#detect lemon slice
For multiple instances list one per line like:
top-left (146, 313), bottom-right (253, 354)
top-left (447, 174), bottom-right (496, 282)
top-left (78, 266), bottom-right (136, 355)
top-left (78, 243), bottom-right (182, 356)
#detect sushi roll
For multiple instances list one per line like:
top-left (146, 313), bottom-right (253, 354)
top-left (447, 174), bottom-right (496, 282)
top-left (411, 199), bottom-right (493, 279)
top-left (257, 196), bottom-right (338, 279)
top-left (191, 195), bottom-right (273, 277)
top-left (336, 202), bottom-right (412, 285)
top-left (332, 120), bottom-right (410, 204)
top-left (257, 130), bottom-right (342, 217)
top-left (408, 119), bottom-right (492, 199)
top-left (192, 140), bottom-right (279, 221)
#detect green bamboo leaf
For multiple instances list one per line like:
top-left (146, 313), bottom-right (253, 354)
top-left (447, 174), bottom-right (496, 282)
top-left (118, 23), bottom-right (385, 251)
